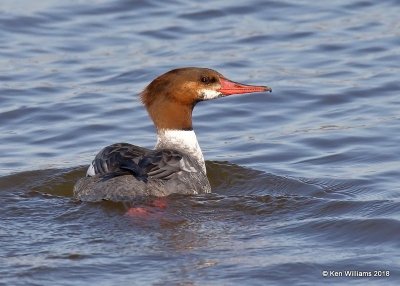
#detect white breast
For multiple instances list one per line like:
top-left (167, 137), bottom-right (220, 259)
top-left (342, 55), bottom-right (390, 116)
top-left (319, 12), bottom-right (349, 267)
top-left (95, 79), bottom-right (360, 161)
top-left (86, 162), bottom-right (95, 177)
top-left (155, 129), bottom-right (206, 173)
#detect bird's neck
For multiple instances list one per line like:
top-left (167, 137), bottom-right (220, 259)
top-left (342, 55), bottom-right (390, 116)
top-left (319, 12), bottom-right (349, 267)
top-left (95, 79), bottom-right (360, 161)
top-left (155, 129), bottom-right (206, 173)
top-left (148, 100), bottom-right (194, 130)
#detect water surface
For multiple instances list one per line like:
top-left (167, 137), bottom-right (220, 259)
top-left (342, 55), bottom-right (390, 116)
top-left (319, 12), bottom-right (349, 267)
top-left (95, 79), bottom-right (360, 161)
top-left (1, 0), bottom-right (400, 285)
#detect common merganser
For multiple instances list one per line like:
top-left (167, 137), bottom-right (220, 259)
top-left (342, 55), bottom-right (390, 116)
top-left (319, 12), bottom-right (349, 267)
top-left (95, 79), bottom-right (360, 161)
top-left (74, 67), bottom-right (271, 202)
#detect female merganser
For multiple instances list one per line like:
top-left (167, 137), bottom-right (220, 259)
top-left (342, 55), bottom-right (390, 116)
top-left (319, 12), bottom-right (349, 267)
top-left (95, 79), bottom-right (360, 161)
top-left (74, 67), bottom-right (271, 202)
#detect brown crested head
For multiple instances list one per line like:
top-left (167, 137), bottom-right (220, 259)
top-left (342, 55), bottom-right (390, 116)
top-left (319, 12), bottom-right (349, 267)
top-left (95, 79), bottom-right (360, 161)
top-left (140, 67), bottom-right (271, 131)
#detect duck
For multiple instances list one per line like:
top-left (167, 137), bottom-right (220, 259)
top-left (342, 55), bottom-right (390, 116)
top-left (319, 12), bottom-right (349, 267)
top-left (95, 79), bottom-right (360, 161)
top-left (73, 67), bottom-right (271, 202)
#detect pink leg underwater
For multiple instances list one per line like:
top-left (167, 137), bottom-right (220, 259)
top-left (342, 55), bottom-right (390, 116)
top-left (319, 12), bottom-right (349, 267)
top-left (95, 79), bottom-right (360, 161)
top-left (125, 198), bottom-right (168, 217)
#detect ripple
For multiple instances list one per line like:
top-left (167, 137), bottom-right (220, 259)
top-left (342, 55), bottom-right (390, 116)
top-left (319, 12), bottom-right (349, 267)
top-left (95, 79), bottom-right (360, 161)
top-left (284, 217), bottom-right (400, 246)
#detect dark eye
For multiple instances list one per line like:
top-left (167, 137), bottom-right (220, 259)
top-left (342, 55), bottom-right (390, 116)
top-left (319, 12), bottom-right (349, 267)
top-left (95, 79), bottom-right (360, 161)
top-left (201, 76), bottom-right (210, 84)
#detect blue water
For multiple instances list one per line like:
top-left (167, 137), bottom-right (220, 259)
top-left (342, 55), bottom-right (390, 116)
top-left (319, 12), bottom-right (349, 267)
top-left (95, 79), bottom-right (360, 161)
top-left (1, 0), bottom-right (399, 285)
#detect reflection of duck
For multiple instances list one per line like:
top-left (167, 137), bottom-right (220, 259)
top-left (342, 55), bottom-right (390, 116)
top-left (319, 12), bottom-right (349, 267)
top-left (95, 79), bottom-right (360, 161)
top-left (74, 67), bottom-right (271, 202)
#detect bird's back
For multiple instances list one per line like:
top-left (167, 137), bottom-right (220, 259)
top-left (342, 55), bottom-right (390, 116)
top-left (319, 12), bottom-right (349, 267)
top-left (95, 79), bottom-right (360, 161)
top-left (73, 143), bottom-right (211, 202)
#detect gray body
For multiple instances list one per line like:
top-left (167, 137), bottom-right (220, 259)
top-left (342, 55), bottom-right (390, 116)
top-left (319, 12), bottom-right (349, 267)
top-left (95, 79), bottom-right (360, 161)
top-left (73, 143), bottom-right (211, 202)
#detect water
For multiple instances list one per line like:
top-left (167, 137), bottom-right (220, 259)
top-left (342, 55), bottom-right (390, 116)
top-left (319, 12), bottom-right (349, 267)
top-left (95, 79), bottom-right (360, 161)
top-left (1, 0), bottom-right (399, 285)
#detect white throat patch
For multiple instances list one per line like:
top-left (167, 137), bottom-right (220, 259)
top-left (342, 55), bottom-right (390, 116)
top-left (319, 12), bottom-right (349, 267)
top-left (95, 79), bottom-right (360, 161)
top-left (155, 129), bottom-right (206, 173)
top-left (200, 89), bottom-right (222, 100)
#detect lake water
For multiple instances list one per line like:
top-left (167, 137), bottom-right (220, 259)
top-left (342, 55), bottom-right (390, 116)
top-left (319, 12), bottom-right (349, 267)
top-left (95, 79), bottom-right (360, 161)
top-left (1, 0), bottom-right (399, 285)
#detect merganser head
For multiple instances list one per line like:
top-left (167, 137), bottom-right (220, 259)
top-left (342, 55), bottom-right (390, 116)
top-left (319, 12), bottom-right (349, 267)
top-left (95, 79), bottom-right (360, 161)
top-left (141, 67), bottom-right (271, 131)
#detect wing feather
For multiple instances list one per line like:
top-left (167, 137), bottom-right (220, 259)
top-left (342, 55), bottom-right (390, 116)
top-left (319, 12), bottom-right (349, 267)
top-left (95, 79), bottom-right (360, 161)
top-left (89, 144), bottom-right (195, 181)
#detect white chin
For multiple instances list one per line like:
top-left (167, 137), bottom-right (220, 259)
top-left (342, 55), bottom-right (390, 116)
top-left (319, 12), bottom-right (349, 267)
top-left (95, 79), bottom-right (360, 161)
top-left (200, 89), bottom-right (222, 100)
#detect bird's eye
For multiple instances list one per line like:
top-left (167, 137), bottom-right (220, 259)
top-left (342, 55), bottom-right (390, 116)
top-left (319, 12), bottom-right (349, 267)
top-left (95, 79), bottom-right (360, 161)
top-left (201, 76), bottom-right (210, 84)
